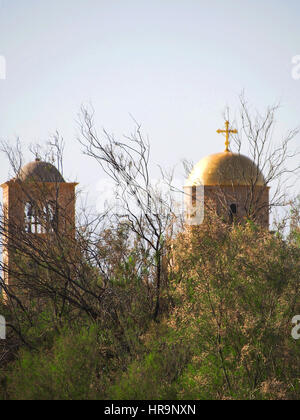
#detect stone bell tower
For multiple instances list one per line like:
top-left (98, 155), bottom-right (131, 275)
top-left (184, 121), bottom-right (270, 228)
top-left (1, 158), bottom-right (77, 298)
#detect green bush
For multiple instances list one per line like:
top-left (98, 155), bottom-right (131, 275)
top-left (7, 325), bottom-right (105, 400)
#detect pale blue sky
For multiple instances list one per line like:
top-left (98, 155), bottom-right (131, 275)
top-left (0, 0), bottom-right (299, 208)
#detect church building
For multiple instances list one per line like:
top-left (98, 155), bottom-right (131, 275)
top-left (1, 121), bottom-right (269, 299)
top-left (184, 121), bottom-right (269, 228)
top-left (1, 158), bottom-right (77, 297)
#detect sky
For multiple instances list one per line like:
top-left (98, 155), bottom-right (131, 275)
top-left (0, 0), bottom-right (299, 214)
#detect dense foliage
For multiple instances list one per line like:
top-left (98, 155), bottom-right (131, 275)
top-left (0, 213), bottom-right (299, 400)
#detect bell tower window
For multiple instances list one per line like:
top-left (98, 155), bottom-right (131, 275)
top-left (230, 203), bottom-right (237, 214)
top-left (25, 202), bottom-right (41, 233)
top-left (24, 201), bottom-right (58, 234)
top-left (229, 203), bottom-right (237, 224)
top-left (44, 201), bottom-right (58, 233)
top-left (192, 186), bottom-right (196, 207)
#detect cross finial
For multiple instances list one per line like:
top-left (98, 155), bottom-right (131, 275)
top-left (216, 120), bottom-right (237, 152)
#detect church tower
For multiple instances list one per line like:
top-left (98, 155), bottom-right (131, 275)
top-left (184, 121), bottom-right (269, 228)
top-left (1, 158), bottom-right (77, 297)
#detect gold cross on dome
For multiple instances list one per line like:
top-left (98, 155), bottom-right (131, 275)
top-left (217, 120), bottom-right (237, 152)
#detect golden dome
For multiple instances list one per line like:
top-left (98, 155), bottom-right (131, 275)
top-left (185, 152), bottom-right (266, 187)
